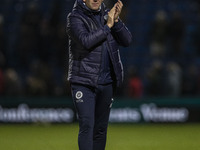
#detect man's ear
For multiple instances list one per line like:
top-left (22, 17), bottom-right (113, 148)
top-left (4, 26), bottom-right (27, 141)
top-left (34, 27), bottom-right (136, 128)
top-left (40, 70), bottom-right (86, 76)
top-left (83, 0), bottom-right (86, 2)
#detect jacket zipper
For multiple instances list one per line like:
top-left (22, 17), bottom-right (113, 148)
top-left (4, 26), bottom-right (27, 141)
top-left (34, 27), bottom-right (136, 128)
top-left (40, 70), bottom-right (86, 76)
top-left (92, 14), bottom-right (119, 85)
top-left (90, 15), bottom-right (103, 85)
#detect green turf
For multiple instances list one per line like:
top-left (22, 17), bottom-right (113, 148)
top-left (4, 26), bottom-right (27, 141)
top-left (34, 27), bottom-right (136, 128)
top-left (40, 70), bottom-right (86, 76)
top-left (0, 123), bottom-right (200, 150)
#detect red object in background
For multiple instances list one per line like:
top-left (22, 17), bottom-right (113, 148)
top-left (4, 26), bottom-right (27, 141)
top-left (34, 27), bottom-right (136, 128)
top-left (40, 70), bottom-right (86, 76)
top-left (128, 77), bottom-right (143, 98)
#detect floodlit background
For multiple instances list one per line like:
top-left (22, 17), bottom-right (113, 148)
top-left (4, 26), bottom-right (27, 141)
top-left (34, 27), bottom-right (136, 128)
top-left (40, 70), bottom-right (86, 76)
top-left (0, 0), bottom-right (200, 150)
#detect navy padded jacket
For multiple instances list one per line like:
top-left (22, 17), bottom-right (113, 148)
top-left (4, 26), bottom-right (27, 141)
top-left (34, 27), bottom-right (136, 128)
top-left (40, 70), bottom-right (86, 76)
top-left (66, 0), bottom-right (132, 87)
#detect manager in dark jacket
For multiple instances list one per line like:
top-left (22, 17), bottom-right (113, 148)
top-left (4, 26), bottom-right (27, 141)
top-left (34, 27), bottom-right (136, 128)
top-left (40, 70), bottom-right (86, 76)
top-left (66, 0), bottom-right (132, 150)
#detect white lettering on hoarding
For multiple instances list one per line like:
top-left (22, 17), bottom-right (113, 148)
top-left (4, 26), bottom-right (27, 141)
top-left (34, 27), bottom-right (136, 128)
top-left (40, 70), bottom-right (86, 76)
top-left (140, 103), bottom-right (189, 122)
top-left (109, 108), bottom-right (141, 122)
top-left (0, 104), bottom-right (74, 123)
top-left (109, 104), bottom-right (189, 123)
top-left (0, 103), bottom-right (189, 123)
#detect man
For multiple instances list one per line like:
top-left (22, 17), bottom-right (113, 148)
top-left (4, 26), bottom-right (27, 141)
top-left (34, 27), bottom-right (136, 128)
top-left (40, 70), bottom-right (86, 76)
top-left (66, 0), bottom-right (132, 150)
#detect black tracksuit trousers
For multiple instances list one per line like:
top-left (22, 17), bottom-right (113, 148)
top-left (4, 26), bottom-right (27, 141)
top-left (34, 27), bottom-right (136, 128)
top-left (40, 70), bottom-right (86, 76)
top-left (71, 83), bottom-right (113, 150)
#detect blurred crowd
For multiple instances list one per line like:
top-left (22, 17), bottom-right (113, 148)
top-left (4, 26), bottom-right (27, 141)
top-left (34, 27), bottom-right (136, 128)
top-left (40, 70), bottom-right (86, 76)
top-left (0, 0), bottom-right (70, 97)
top-left (0, 0), bottom-right (200, 98)
top-left (125, 0), bottom-right (200, 98)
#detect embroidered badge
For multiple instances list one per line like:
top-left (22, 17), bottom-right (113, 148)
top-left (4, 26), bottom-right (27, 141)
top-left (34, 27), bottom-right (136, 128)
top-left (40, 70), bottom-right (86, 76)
top-left (75, 91), bottom-right (83, 99)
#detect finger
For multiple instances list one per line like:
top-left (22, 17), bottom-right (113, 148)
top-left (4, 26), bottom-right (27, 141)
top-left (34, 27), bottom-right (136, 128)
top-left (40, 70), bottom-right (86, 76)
top-left (109, 7), bottom-right (114, 14)
top-left (117, 0), bottom-right (123, 8)
top-left (111, 3), bottom-right (117, 11)
top-left (118, 0), bottom-right (123, 6)
top-left (116, 1), bottom-right (123, 10)
top-left (108, 6), bottom-right (116, 17)
top-left (116, 5), bottom-right (121, 10)
top-left (116, 5), bottom-right (122, 13)
top-left (112, 4), bottom-right (118, 13)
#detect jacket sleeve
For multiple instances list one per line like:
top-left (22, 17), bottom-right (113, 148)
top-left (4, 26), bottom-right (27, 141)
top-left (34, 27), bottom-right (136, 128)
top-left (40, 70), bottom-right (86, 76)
top-left (111, 20), bottom-right (132, 47)
top-left (67, 13), bottom-right (110, 50)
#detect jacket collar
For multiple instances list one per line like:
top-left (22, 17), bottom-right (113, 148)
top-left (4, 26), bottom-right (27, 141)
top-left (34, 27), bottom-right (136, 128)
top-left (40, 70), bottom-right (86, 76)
top-left (73, 0), bottom-right (106, 16)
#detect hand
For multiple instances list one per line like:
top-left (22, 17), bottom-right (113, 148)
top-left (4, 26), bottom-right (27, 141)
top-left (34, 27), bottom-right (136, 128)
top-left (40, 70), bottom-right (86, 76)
top-left (107, 4), bottom-right (117, 28)
top-left (114, 0), bottom-right (123, 22)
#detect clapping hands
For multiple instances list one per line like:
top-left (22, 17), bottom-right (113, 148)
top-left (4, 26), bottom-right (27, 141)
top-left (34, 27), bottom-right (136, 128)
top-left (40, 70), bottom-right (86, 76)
top-left (107, 0), bottom-right (123, 28)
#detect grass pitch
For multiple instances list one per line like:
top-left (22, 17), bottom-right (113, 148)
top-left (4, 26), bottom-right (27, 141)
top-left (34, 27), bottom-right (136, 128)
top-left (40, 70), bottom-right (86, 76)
top-left (0, 123), bottom-right (200, 150)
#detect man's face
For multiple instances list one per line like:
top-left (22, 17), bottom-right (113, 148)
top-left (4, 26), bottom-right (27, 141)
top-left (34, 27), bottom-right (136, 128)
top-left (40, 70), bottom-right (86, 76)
top-left (83, 0), bottom-right (103, 11)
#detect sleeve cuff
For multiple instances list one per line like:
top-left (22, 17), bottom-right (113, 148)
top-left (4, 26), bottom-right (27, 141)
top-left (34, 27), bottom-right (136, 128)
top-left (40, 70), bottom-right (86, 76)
top-left (104, 25), bottom-right (111, 34)
top-left (112, 20), bottom-right (124, 31)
